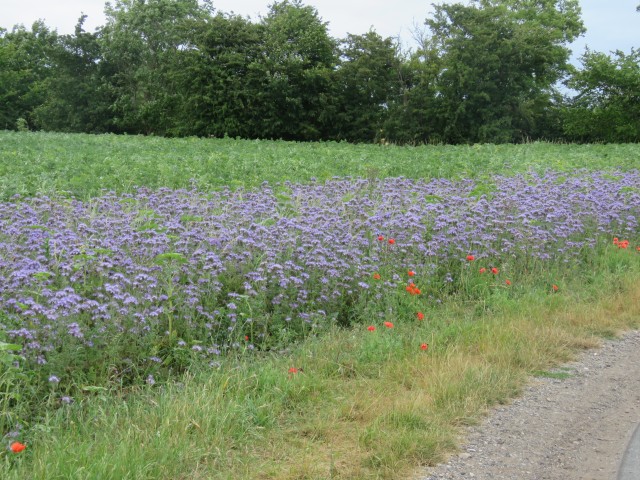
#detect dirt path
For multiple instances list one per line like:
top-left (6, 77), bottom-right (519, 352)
top-left (417, 330), bottom-right (640, 480)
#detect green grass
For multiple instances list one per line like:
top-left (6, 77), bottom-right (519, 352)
top-left (532, 370), bottom-right (572, 380)
top-left (1, 131), bottom-right (639, 200)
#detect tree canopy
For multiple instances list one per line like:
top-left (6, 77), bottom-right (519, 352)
top-left (0, 0), bottom-right (637, 144)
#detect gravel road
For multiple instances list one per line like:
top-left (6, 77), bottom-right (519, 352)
top-left (417, 330), bottom-right (640, 480)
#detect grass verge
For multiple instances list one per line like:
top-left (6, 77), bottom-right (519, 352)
top-left (3, 266), bottom-right (639, 479)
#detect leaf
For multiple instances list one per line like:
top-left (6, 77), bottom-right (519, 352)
top-left (0, 342), bottom-right (22, 351)
top-left (154, 252), bottom-right (187, 265)
top-left (81, 385), bottom-right (108, 392)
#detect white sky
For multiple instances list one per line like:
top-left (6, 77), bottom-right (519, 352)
top-left (1, 0), bottom-right (638, 59)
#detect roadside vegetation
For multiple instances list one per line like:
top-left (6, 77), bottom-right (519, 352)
top-left (1, 133), bottom-right (639, 478)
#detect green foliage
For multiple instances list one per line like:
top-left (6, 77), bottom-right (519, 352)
top-left (99, 0), bottom-right (214, 135)
top-left (408, 0), bottom-right (585, 144)
top-left (331, 31), bottom-right (402, 142)
top-left (383, 48), bottom-right (444, 144)
top-left (0, 22), bottom-right (60, 130)
top-left (562, 49), bottom-right (640, 143)
top-left (32, 16), bottom-right (113, 133)
top-left (14, 118), bottom-right (28, 132)
top-left (174, 12), bottom-right (266, 138)
top-left (0, 333), bottom-right (26, 434)
top-left (259, 0), bottom-right (337, 140)
top-left (0, 0), bottom-right (635, 143)
top-left (2, 132), bottom-right (640, 200)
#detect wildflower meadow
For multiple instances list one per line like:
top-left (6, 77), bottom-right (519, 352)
top-left (1, 133), bottom-right (639, 479)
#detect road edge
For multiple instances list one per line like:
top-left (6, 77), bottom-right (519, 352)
top-left (618, 423), bottom-right (640, 480)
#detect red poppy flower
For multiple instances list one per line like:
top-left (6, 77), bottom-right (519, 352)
top-left (408, 270), bottom-right (415, 277)
top-left (414, 288), bottom-right (421, 295)
top-left (383, 321), bottom-right (394, 328)
top-left (420, 343), bottom-right (428, 351)
top-left (466, 255), bottom-right (475, 261)
top-left (10, 442), bottom-right (26, 453)
top-left (479, 267), bottom-right (486, 274)
top-left (288, 367), bottom-right (298, 374)
top-left (417, 312), bottom-right (425, 321)
top-left (505, 279), bottom-right (511, 286)
top-left (552, 284), bottom-right (559, 292)
top-left (491, 267), bottom-right (499, 274)
top-left (373, 273), bottom-right (381, 280)
top-left (244, 335), bottom-right (249, 341)
top-left (367, 325), bottom-right (376, 332)
top-left (377, 235), bottom-right (384, 241)
top-left (388, 238), bottom-right (395, 245)
top-left (613, 237), bottom-right (619, 245)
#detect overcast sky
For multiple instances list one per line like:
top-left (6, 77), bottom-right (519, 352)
top-left (1, 0), bottom-right (638, 60)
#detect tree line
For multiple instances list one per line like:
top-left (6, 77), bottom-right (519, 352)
top-left (1, 0), bottom-right (638, 144)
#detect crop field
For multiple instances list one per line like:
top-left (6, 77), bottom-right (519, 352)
top-left (1, 132), bottom-right (639, 479)
top-left (1, 131), bottom-right (639, 199)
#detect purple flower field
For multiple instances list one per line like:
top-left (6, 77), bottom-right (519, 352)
top-left (1, 171), bottom-right (639, 381)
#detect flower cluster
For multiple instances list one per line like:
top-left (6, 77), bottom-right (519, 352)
top-left (0, 171), bottom-right (637, 385)
top-left (613, 237), bottom-right (631, 249)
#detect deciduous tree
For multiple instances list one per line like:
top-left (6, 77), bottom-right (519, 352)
top-left (99, 0), bottom-right (214, 135)
top-left (259, 0), bottom-right (337, 140)
top-left (33, 16), bottom-right (113, 133)
top-left (331, 31), bottom-right (401, 142)
top-left (0, 22), bottom-right (59, 130)
top-left (563, 49), bottom-right (640, 142)
top-left (418, 0), bottom-right (585, 143)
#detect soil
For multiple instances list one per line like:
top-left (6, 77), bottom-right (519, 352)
top-left (416, 330), bottom-right (640, 480)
